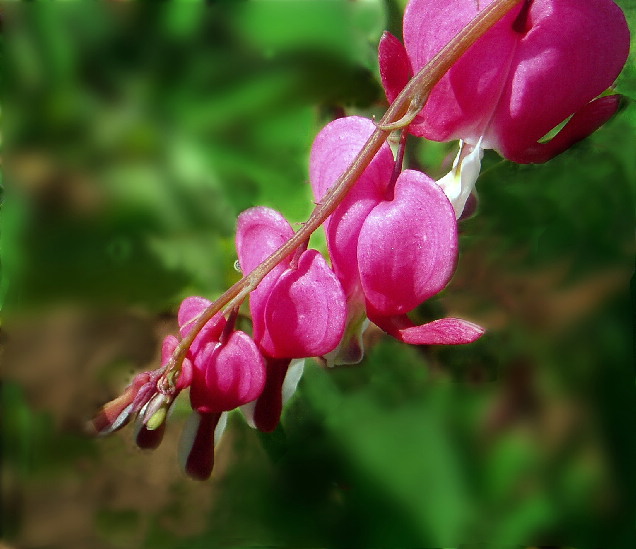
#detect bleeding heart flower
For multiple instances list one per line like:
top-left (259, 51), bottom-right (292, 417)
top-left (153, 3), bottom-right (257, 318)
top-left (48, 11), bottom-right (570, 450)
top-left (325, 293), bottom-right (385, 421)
top-left (235, 206), bottom-right (347, 431)
top-left (379, 0), bottom-right (630, 214)
top-left (176, 297), bottom-right (266, 480)
top-left (310, 116), bottom-right (484, 364)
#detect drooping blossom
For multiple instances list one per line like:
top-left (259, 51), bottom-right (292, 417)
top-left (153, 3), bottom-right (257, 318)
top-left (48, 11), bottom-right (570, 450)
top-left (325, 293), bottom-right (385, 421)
top-left (175, 297), bottom-right (266, 480)
top-left (310, 116), bottom-right (484, 366)
top-left (236, 206), bottom-right (347, 432)
top-left (92, 296), bottom-right (267, 480)
top-left (379, 0), bottom-right (630, 214)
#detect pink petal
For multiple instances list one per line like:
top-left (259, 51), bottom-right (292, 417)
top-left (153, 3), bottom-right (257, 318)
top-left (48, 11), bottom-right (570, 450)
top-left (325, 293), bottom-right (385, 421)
top-left (262, 249), bottom-right (346, 358)
top-left (504, 95), bottom-right (623, 164)
top-left (357, 169), bottom-right (458, 315)
top-left (370, 311), bottom-right (485, 345)
top-left (161, 335), bottom-right (192, 390)
top-left (190, 331), bottom-right (265, 414)
top-left (309, 116), bottom-right (394, 294)
top-left (178, 296), bottom-right (226, 356)
top-left (489, 1), bottom-right (630, 155)
top-left (161, 335), bottom-right (179, 365)
top-left (236, 207), bottom-right (295, 343)
top-left (309, 116), bottom-right (393, 202)
top-left (236, 206), bottom-right (294, 275)
top-left (378, 31), bottom-right (413, 105)
top-left (403, 0), bottom-right (521, 141)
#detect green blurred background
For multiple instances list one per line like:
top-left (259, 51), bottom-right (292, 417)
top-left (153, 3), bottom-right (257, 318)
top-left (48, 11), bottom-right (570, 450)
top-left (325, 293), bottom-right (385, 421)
top-left (2, 1), bottom-right (635, 548)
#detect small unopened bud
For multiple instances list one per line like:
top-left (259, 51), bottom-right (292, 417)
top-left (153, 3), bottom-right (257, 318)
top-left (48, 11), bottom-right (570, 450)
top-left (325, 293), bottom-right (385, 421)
top-left (142, 393), bottom-right (171, 431)
top-left (135, 420), bottom-right (166, 450)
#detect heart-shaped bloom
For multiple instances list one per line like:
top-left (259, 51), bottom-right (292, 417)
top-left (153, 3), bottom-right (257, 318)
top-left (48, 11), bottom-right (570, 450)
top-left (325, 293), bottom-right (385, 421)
top-left (177, 297), bottom-right (265, 415)
top-left (310, 116), bottom-right (484, 364)
top-left (381, 0), bottom-right (629, 162)
top-left (380, 0), bottom-right (630, 214)
top-left (177, 296), bottom-right (266, 480)
top-left (236, 206), bottom-right (347, 431)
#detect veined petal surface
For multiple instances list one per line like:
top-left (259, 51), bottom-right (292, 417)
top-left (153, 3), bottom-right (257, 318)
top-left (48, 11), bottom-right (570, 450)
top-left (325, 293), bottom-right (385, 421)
top-left (490, 0), bottom-right (630, 160)
top-left (190, 331), bottom-right (265, 414)
top-left (310, 116), bottom-right (394, 294)
top-left (358, 169), bottom-right (458, 315)
top-left (178, 296), bottom-right (226, 356)
top-left (263, 249), bottom-right (346, 358)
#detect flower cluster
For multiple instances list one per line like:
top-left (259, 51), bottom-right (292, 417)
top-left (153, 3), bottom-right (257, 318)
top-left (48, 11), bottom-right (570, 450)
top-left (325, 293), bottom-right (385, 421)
top-left (93, 0), bottom-right (630, 479)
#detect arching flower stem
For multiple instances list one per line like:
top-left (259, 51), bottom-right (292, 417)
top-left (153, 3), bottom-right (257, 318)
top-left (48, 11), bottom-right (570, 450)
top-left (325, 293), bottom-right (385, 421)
top-left (158, 0), bottom-right (522, 393)
top-left (388, 129), bottom-right (409, 193)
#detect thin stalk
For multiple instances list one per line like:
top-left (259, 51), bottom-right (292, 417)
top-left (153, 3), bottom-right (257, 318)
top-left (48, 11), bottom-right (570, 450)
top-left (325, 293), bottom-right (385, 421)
top-left (160, 0), bottom-right (521, 392)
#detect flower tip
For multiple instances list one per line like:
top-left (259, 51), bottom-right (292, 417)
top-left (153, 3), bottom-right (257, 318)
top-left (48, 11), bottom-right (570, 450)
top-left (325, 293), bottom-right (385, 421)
top-left (179, 411), bottom-right (221, 481)
top-left (378, 28), bottom-right (411, 105)
top-left (90, 399), bottom-right (133, 437)
top-left (374, 314), bottom-right (485, 346)
top-left (135, 422), bottom-right (166, 450)
top-left (504, 94), bottom-right (625, 164)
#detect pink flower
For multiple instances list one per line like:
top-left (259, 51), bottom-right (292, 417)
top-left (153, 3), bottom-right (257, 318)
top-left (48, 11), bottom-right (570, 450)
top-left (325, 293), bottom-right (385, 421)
top-left (310, 116), bottom-right (484, 365)
top-left (235, 206), bottom-right (347, 431)
top-left (93, 295), bottom-right (267, 480)
top-left (176, 297), bottom-right (266, 479)
top-left (380, 0), bottom-right (630, 163)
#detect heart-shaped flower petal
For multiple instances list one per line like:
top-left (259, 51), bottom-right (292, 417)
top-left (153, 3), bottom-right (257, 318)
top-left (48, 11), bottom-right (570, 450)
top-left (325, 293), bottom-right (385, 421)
top-left (399, 0), bottom-right (521, 143)
top-left (357, 169), bottom-right (458, 315)
top-left (380, 0), bottom-right (630, 163)
top-left (263, 249), bottom-right (347, 358)
top-left (190, 330), bottom-right (266, 414)
top-left (487, 0), bottom-right (630, 160)
top-left (236, 206), bottom-right (346, 359)
top-left (178, 296), bottom-right (227, 357)
top-left (310, 116), bottom-right (394, 295)
top-left (236, 207), bottom-right (295, 344)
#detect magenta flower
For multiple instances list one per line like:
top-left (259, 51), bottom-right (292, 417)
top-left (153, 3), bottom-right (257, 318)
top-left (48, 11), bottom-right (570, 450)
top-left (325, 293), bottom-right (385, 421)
top-left (236, 206), bottom-right (347, 431)
top-left (380, 0), bottom-right (629, 162)
top-left (380, 0), bottom-right (630, 216)
top-left (310, 116), bottom-right (484, 365)
top-left (93, 295), bottom-right (267, 480)
top-left (176, 296), bottom-right (266, 479)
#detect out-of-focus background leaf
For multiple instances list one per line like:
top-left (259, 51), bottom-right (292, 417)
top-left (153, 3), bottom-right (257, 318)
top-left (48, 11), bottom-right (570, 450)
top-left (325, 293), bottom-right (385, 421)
top-left (1, 1), bottom-right (634, 548)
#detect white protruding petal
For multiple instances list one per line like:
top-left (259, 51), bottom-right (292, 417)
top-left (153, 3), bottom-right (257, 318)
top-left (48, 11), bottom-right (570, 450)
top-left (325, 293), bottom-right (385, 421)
top-left (437, 138), bottom-right (484, 218)
top-left (281, 359), bottom-right (305, 405)
top-left (323, 314), bottom-right (369, 368)
top-left (214, 412), bottom-right (228, 446)
top-left (178, 411), bottom-right (201, 473)
top-left (240, 401), bottom-right (256, 429)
